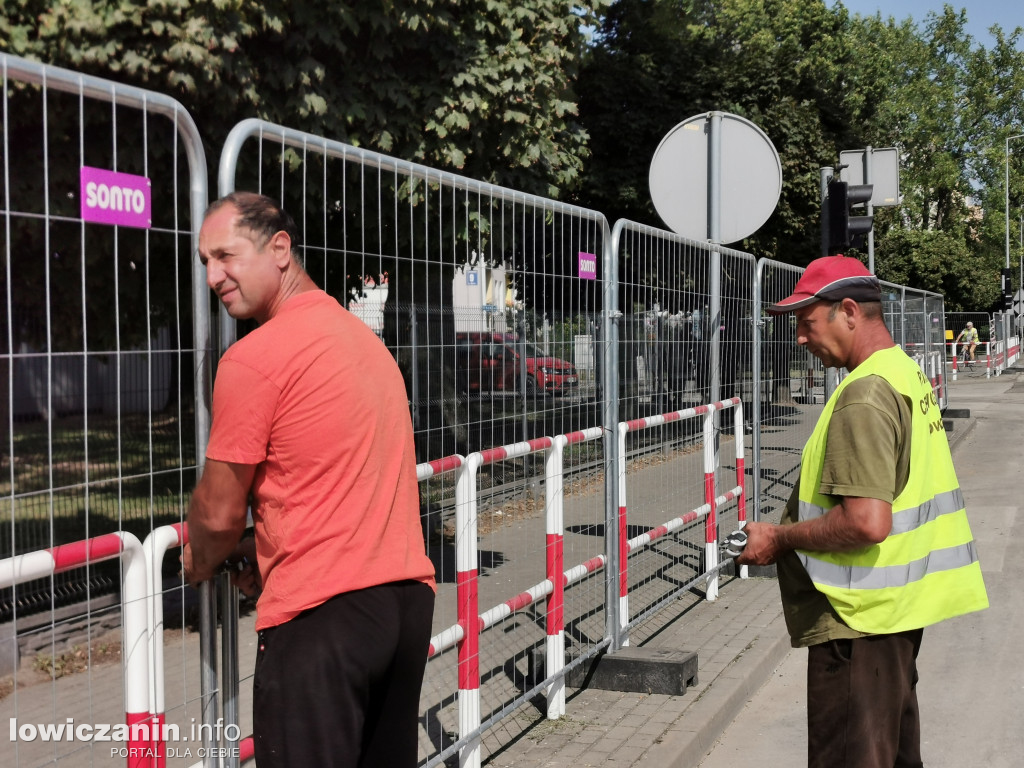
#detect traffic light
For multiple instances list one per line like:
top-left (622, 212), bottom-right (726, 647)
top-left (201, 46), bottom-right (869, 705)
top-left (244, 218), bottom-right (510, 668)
top-left (827, 179), bottom-right (873, 254)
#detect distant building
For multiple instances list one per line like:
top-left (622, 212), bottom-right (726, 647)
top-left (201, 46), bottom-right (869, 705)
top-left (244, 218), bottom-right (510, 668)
top-left (451, 253), bottom-right (516, 333)
top-left (347, 273), bottom-right (389, 336)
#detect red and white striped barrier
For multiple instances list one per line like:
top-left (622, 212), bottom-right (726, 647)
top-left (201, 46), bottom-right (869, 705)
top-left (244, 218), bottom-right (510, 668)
top-left (420, 431), bottom-right (606, 766)
top-left (417, 454), bottom-right (466, 482)
top-left (0, 532), bottom-right (150, 768)
top-left (144, 523), bottom-right (188, 766)
top-left (913, 351), bottom-right (946, 410)
top-left (4, 523), bottom-right (258, 768)
top-left (1009, 339), bottom-right (1021, 367)
top-left (422, 404), bottom-right (747, 761)
top-left (455, 451), bottom-right (482, 768)
top-left (615, 397), bottom-right (746, 642)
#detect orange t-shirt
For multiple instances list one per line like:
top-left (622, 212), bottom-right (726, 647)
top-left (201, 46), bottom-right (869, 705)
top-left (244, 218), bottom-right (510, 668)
top-left (206, 290), bottom-right (436, 630)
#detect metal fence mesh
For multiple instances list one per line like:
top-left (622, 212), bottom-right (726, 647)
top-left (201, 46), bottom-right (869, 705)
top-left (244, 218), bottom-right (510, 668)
top-left (2, 54), bottom-right (208, 766)
top-left (0, 53), bottom-right (984, 768)
top-left (217, 120), bottom-right (613, 765)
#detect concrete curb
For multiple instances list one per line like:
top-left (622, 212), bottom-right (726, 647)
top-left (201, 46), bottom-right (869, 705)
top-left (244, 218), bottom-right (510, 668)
top-left (644, 608), bottom-right (792, 768)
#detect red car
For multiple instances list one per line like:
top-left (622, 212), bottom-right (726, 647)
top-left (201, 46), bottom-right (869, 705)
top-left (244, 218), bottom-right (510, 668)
top-left (455, 333), bottom-right (578, 395)
top-left (519, 340), bottom-right (579, 395)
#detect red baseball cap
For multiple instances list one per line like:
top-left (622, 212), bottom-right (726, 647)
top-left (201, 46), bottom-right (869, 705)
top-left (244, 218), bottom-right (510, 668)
top-left (767, 255), bottom-right (881, 314)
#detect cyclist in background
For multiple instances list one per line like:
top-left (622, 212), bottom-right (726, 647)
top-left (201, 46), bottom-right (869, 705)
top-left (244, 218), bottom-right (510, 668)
top-left (956, 321), bottom-right (979, 362)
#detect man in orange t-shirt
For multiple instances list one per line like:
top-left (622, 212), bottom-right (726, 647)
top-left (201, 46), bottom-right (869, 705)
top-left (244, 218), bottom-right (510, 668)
top-left (182, 192), bottom-right (436, 768)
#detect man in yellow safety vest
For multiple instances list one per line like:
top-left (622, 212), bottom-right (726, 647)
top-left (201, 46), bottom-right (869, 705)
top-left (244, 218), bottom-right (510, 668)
top-left (737, 255), bottom-right (988, 768)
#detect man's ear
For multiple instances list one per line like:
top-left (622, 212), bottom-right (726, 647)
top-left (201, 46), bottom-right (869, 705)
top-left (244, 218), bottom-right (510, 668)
top-left (267, 230), bottom-right (293, 269)
top-left (840, 297), bottom-right (860, 327)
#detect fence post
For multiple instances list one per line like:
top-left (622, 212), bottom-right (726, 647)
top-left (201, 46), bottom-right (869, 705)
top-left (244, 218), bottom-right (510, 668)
top-left (143, 523), bottom-right (188, 766)
top-left (604, 221), bottom-right (624, 654)
top-left (732, 402), bottom-right (748, 580)
top-left (751, 260), bottom-right (764, 524)
top-left (703, 404), bottom-right (719, 601)
top-left (456, 454), bottom-right (482, 768)
top-left (544, 436), bottom-right (567, 719)
top-left (616, 422), bottom-right (630, 647)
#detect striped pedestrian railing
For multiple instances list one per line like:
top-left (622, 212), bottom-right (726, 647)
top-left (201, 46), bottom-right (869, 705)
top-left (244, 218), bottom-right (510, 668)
top-left (0, 533), bottom-right (150, 767)
top-left (615, 397), bottom-right (747, 645)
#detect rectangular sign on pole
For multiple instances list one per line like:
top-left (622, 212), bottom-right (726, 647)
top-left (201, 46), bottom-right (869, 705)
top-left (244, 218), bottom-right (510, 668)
top-left (839, 148), bottom-right (900, 207)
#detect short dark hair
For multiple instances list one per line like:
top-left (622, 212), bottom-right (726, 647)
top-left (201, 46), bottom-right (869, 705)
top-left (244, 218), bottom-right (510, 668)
top-left (205, 192), bottom-right (300, 255)
top-left (827, 299), bottom-right (883, 321)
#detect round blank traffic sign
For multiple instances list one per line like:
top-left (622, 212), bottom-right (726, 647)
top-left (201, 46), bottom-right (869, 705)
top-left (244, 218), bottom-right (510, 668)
top-left (649, 112), bottom-right (782, 243)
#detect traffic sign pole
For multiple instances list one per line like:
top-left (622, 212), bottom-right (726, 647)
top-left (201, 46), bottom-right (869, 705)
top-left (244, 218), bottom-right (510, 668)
top-left (865, 147), bottom-right (876, 273)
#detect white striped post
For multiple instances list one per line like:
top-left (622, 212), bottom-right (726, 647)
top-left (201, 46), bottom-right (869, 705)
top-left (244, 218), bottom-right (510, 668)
top-left (615, 421), bottom-right (630, 647)
top-left (732, 401), bottom-right (748, 580)
top-left (143, 523), bottom-right (188, 767)
top-left (456, 453), bottom-right (482, 768)
top-left (703, 403), bottom-right (720, 601)
top-left (544, 435), bottom-right (567, 719)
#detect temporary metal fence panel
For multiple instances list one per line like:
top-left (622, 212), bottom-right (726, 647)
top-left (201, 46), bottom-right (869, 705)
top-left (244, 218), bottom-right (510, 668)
top-left (0, 54), bottom-right (211, 767)
top-left (989, 311), bottom-right (1020, 372)
top-left (945, 311), bottom-right (992, 364)
top-left (922, 292), bottom-right (948, 408)
top-left (2, 54), bottom-right (987, 768)
top-left (752, 259), bottom-right (827, 525)
top-left (607, 221), bottom-right (754, 639)
top-left (214, 119), bottom-right (612, 767)
top-left (882, 283), bottom-right (947, 408)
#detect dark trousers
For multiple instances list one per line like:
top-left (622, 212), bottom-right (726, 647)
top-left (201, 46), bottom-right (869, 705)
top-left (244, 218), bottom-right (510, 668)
top-left (253, 580), bottom-right (435, 768)
top-left (806, 629), bottom-right (924, 768)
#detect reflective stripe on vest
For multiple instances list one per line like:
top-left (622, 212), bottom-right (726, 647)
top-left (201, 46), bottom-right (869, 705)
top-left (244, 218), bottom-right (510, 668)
top-left (798, 540), bottom-right (978, 590)
top-left (795, 346), bottom-right (988, 634)
top-left (798, 487), bottom-right (965, 535)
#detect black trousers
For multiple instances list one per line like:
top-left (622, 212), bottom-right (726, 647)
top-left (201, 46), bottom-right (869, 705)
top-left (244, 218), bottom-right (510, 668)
top-left (807, 629), bottom-right (924, 768)
top-left (253, 580), bottom-right (435, 768)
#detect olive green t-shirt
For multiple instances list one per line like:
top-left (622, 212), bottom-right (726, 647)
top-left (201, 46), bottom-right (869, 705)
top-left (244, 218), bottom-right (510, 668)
top-left (776, 373), bottom-right (913, 647)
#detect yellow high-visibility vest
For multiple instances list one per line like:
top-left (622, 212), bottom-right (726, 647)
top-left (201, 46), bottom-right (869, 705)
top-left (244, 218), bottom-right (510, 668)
top-left (796, 346), bottom-right (988, 633)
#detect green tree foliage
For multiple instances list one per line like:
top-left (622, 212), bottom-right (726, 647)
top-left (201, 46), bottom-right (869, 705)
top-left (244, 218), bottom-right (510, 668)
top-left (874, 228), bottom-right (986, 311)
top-left (845, 5), bottom-right (1024, 310)
top-left (2, 0), bottom-right (605, 195)
top-left (575, 1), bottom-right (1024, 311)
top-left (575, 0), bottom-right (864, 268)
top-left (5, 0), bottom-right (1024, 319)
top-left (1, 0), bottom-right (609, 350)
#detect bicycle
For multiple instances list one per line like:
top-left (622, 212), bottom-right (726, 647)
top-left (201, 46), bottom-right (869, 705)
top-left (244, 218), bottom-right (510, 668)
top-left (958, 342), bottom-right (979, 374)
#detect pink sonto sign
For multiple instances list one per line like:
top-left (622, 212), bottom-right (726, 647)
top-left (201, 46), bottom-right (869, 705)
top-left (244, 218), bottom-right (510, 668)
top-left (578, 251), bottom-right (597, 280)
top-left (80, 167), bottom-right (152, 229)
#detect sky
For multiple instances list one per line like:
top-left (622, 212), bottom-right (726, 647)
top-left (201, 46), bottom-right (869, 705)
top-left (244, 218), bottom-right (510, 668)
top-left (831, 0), bottom-right (1024, 48)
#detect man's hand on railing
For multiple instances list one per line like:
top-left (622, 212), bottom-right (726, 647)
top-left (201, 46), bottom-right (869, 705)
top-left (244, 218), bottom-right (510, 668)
top-left (226, 536), bottom-right (261, 597)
